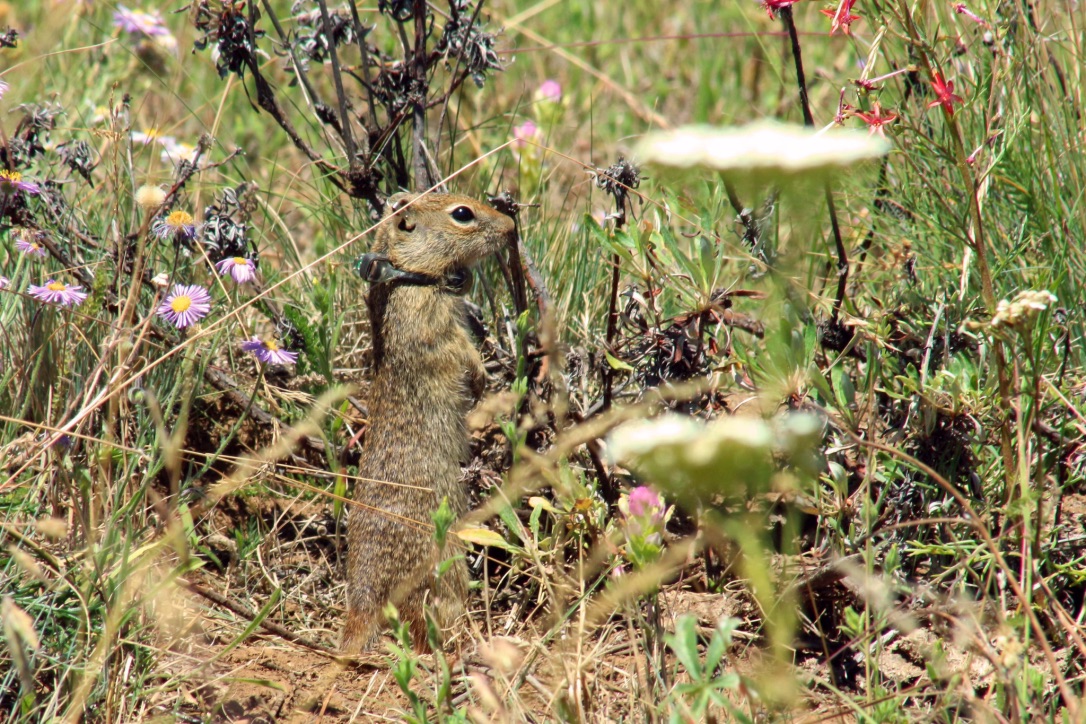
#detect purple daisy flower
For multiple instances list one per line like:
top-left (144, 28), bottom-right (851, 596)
top-left (0, 170), bottom-right (41, 196)
top-left (28, 280), bottom-right (88, 307)
top-left (113, 6), bottom-right (170, 37)
top-left (215, 256), bottom-right (257, 284)
top-left (14, 229), bottom-right (48, 258)
top-left (0, 276), bottom-right (10, 289)
top-left (152, 209), bottom-right (198, 243)
top-left (242, 336), bottom-right (299, 365)
top-left (157, 284), bottom-right (211, 328)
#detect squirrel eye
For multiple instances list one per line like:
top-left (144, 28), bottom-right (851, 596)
top-left (450, 206), bottom-right (475, 223)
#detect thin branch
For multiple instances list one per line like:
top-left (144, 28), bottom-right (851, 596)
top-left (243, 3), bottom-right (344, 190)
top-left (315, 0), bottom-right (360, 170)
top-left (346, 1), bottom-right (382, 130)
top-left (410, 0), bottom-right (434, 188)
top-left (259, 0), bottom-right (327, 130)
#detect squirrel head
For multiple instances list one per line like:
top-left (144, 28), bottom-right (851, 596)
top-left (371, 192), bottom-right (516, 279)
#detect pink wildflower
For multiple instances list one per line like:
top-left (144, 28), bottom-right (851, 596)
top-left (761, 0), bottom-right (801, 19)
top-left (241, 336), bottom-right (299, 365)
top-left (28, 280), bottom-right (88, 307)
top-left (0, 170), bottom-right (41, 196)
top-left (537, 79), bottom-right (562, 102)
top-left (512, 120), bottom-right (540, 149)
top-left (821, 0), bottom-right (860, 35)
top-left (157, 284), bottom-right (211, 328)
top-left (215, 257), bottom-right (257, 284)
top-left (854, 102), bottom-right (898, 137)
top-left (14, 230), bottom-right (48, 258)
top-left (927, 71), bottom-right (965, 115)
top-left (953, 3), bottom-right (988, 26)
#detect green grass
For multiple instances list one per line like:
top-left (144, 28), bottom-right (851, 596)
top-left (0, 0), bottom-right (1084, 720)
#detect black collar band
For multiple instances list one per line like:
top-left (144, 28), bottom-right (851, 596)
top-left (356, 253), bottom-right (469, 293)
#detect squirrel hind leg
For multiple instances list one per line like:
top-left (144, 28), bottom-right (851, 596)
top-left (399, 560), bottom-right (469, 652)
top-left (341, 607), bottom-right (380, 653)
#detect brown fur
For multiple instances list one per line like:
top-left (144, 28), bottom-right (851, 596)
top-left (342, 192), bottom-right (515, 652)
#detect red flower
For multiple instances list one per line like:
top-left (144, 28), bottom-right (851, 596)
top-left (762, 0), bottom-right (801, 19)
top-left (854, 102), bottom-right (898, 137)
top-left (927, 71), bottom-right (965, 115)
top-left (821, 0), bottom-right (860, 35)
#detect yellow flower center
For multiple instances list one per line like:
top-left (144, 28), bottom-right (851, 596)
top-left (166, 210), bottom-right (193, 228)
top-left (233, 257), bottom-right (246, 265)
top-left (1, 170), bottom-right (20, 182)
top-left (46, 282), bottom-right (66, 292)
top-left (264, 339), bottom-right (280, 352)
top-left (170, 295), bottom-right (192, 313)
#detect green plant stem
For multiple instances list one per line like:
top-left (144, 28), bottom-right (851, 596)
top-left (893, 0), bottom-right (1016, 505)
top-left (780, 7), bottom-right (849, 321)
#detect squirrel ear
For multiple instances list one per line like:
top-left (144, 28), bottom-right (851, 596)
top-left (387, 193), bottom-right (415, 213)
top-left (386, 193), bottom-right (417, 232)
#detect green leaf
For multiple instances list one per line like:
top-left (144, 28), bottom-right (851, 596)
top-left (456, 526), bottom-right (521, 554)
top-left (431, 497), bottom-right (455, 549)
top-left (664, 614), bottom-right (704, 680)
top-left (704, 618), bottom-right (737, 675)
top-left (605, 351), bottom-right (635, 371)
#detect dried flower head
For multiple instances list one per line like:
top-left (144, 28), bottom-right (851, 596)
top-left (202, 186), bottom-right (252, 259)
top-left (193, 0), bottom-right (267, 80)
top-left (241, 336), bottom-right (299, 365)
top-left (157, 284), bottom-right (211, 328)
top-left (135, 184), bottom-right (167, 209)
top-left (292, 6), bottom-right (356, 66)
top-left (150, 272), bottom-right (170, 288)
top-left (0, 170), bottom-right (41, 196)
top-left (56, 141), bottom-right (95, 184)
top-left (436, 0), bottom-right (503, 87)
top-left (215, 256), bottom-right (257, 284)
top-left (153, 209), bottom-right (198, 243)
top-left (28, 279), bottom-right (88, 307)
top-left (594, 157), bottom-right (641, 199)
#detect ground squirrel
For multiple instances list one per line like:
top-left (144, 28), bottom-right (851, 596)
top-left (342, 192), bottom-right (516, 652)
